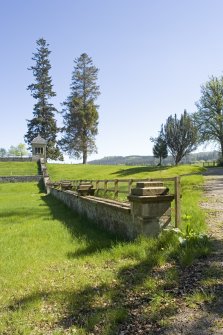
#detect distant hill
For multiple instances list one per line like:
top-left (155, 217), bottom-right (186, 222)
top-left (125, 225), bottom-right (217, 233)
top-left (88, 151), bottom-right (219, 165)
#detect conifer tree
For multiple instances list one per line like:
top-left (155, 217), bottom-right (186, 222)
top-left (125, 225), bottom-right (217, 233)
top-left (25, 38), bottom-right (62, 160)
top-left (59, 53), bottom-right (100, 164)
top-left (164, 110), bottom-right (198, 165)
top-left (150, 126), bottom-right (168, 165)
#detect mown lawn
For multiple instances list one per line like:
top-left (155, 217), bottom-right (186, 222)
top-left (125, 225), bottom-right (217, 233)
top-left (0, 169), bottom-right (210, 334)
top-left (47, 163), bottom-right (205, 181)
top-left (0, 162), bottom-right (38, 176)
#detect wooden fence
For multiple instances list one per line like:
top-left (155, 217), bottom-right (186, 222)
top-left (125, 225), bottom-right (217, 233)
top-left (203, 161), bottom-right (217, 167)
top-left (53, 176), bottom-right (181, 228)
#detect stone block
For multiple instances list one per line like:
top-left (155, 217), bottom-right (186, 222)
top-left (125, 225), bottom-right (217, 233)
top-left (131, 186), bottom-right (169, 196)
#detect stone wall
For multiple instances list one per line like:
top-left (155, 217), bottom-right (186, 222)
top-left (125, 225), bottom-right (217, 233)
top-left (50, 188), bottom-right (136, 239)
top-left (39, 159), bottom-right (174, 239)
top-left (0, 176), bottom-right (42, 183)
top-left (0, 157), bottom-right (32, 162)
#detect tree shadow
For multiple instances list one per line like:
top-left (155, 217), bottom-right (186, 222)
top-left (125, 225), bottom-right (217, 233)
top-left (112, 166), bottom-right (169, 177)
top-left (4, 235), bottom-right (223, 334)
top-left (41, 194), bottom-right (124, 258)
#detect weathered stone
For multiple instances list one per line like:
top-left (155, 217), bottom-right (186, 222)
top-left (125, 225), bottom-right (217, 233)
top-left (128, 181), bottom-right (174, 236)
top-left (131, 186), bottom-right (169, 196)
top-left (0, 176), bottom-right (42, 183)
top-left (136, 181), bottom-right (164, 188)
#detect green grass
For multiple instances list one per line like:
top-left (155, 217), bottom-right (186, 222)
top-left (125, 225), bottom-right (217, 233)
top-left (0, 175), bottom-right (211, 334)
top-left (47, 163), bottom-right (205, 181)
top-left (0, 162), bottom-right (38, 176)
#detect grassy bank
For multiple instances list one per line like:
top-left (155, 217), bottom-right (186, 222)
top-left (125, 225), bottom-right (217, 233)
top-left (0, 161), bottom-right (38, 176)
top-left (0, 173), bottom-right (209, 334)
top-left (47, 163), bottom-right (205, 181)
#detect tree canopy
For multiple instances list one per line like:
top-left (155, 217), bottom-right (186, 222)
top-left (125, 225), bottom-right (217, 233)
top-left (24, 38), bottom-right (62, 160)
top-left (164, 110), bottom-right (198, 165)
top-left (194, 76), bottom-right (223, 157)
top-left (59, 53), bottom-right (100, 164)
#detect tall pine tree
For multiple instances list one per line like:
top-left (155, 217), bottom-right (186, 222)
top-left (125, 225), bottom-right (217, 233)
top-left (25, 38), bottom-right (62, 160)
top-left (59, 53), bottom-right (100, 164)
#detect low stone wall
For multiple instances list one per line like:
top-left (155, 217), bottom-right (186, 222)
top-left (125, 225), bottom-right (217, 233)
top-left (50, 188), bottom-right (136, 239)
top-left (39, 159), bottom-right (174, 239)
top-left (0, 176), bottom-right (42, 183)
top-left (0, 157), bottom-right (32, 162)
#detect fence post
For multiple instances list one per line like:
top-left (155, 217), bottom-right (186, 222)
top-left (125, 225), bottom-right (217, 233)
top-left (114, 180), bottom-right (119, 199)
top-left (96, 180), bottom-right (99, 191)
top-left (128, 179), bottom-right (133, 194)
top-left (104, 180), bottom-right (108, 197)
top-left (174, 176), bottom-right (181, 228)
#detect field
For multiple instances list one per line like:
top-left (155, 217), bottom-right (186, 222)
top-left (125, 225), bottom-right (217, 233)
top-left (0, 164), bottom-right (210, 334)
top-left (0, 161), bottom-right (38, 176)
top-left (47, 163), bottom-right (205, 181)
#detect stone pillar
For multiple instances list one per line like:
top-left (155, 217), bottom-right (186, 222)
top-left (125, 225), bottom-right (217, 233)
top-left (128, 181), bottom-right (174, 236)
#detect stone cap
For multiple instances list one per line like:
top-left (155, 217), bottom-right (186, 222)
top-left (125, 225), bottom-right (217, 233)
top-left (128, 194), bottom-right (175, 203)
top-left (136, 181), bottom-right (164, 188)
top-left (31, 134), bottom-right (47, 144)
top-left (131, 187), bottom-right (169, 196)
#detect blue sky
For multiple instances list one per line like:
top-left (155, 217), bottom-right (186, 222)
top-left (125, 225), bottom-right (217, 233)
top-left (1, 0), bottom-right (223, 161)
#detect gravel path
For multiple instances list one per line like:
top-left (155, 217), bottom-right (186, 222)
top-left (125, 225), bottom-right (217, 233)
top-left (163, 171), bottom-right (223, 335)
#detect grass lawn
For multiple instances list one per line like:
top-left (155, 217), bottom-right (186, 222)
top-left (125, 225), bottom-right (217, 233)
top-left (47, 163), bottom-right (205, 181)
top-left (0, 170), bottom-right (210, 334)
top-left (0, 162), bottom-right (38, 176)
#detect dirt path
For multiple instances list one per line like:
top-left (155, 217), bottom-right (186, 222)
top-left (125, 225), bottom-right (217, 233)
top-left (164, 172), bottom-right (223, 335)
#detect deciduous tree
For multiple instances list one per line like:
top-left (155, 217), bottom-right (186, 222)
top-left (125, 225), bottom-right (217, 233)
top-left (0, 148), bottom-right (7, 157)
top-left (59, 53), bottom-right (100, 164)
top-left (194, 76), bottom-right (223, 157)
top-left (164, 110), bottom-right (198, 165)
top-left (24, 38), bottom-right (62, 160)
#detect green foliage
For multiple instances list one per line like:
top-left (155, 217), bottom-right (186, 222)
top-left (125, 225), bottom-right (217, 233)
top-left (8, 143), bottom-right (28, 157)
top-left (0, 148), bottom-right (7, 157)
top-left (164, 110), bottom-right (198, 165)
top-left (195, 75), bottom-right (223, 157)
top-left (25, 38), bottom-right (62, 160)
top-left (59, 53), bottom-right (100, 164)
top-left (151, 125), bottom-right (168, 165)
top-left (171, 214), bottom-right (210, 266)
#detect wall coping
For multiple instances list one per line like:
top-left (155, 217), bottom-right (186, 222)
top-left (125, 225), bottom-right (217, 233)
top-left (54, 189), bottom-right (131, 213)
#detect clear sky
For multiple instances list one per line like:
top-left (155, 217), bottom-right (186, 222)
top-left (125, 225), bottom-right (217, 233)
top-left (1, 0), bottom-right (223, 161)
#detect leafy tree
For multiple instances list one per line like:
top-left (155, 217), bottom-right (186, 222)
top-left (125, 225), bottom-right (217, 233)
top-left (150, 126), bottom-right (168, 165)
top-left (194, 76), bottom-right (223, 157)
top-left (0, 148), bottom-right (7, 157)
top-left (24, 38), bottom-right (62, 160)
top-left (8, 146), bottom-right (18, 156)
top-left (17, 144), bottom-right (28, 157)
top-left (59, 53), bottom-right (100, 164)
top-left (164, 110), bottom-right (198, 165)
top-left (8, 144), bottom-right (28, 157)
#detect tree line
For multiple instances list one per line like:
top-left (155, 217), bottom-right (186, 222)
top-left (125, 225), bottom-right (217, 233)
top-left (0, 144), bottom-right (28, 158)
top-left (151, 77), bottom-right (223, 165)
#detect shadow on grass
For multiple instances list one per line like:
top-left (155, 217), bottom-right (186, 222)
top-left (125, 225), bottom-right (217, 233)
top-left (112, 166), bottom-right (169, 177)
top-left (4, 234), bottom-right (223, 334)
top-left (42, 194), bottom-right (123, 258)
